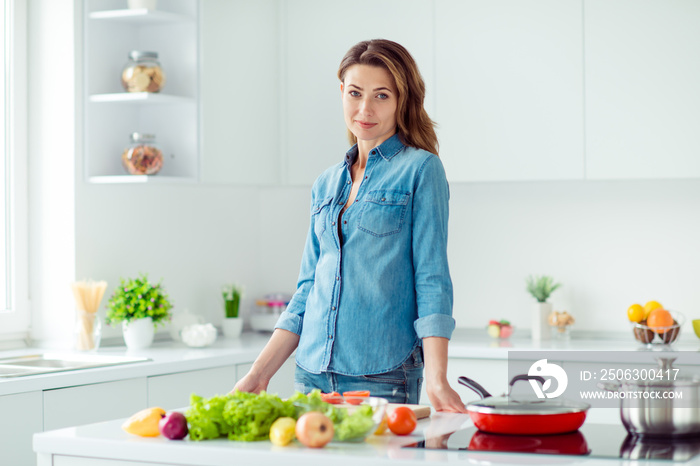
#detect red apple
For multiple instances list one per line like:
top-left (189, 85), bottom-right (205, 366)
top-left (295, 412), bottom-right (334, 448)
top-left (158, 411), bottom-right (188, 440)
top-left (499, 325), bottom-right (513, 339)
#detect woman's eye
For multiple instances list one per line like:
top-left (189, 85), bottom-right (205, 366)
top-left (377, 93), bottom-right (389, 100)
top-left (349, 90), bottom-right (360, 97)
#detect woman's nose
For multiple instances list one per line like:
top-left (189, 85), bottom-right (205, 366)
top-left (359, 98), bottom-right (373, 115)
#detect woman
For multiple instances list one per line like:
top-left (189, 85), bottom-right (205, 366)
top-left (233, 39), bottom-right (466, 413)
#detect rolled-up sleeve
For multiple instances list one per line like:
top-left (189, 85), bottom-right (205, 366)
top-left (274, 193), bottom-right (321, 336)
top-left (411, 155), bottom-right (455, 339)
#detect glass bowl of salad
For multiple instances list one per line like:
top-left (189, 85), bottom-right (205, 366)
top-left (293, 392), bottom-right (388, 442)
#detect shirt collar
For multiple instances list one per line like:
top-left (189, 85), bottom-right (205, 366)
top-left (344, 133), bottom-right (405, 166)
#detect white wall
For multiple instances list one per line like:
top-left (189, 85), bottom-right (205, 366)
top-left (74, 176), bottom-right (700, 342)
top-left (27, 0), bottom-right (700, 344)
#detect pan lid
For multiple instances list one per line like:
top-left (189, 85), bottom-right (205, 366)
top-left (468, 396), bottom-right (590, 415)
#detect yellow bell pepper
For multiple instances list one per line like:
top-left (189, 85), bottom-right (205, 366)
top-left (122, 407), bottom-right (166, 437)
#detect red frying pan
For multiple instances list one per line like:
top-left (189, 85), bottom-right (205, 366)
top-left (459, 375), bottom-right (590, 436)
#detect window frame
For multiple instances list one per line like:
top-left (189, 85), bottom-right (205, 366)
top-left (0, 0), bottom-right (28, 340)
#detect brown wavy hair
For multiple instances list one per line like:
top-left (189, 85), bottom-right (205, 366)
top-left (337, 39), bottom-right (439, 156)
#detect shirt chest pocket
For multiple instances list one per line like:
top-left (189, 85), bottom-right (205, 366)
top-left (358, 190), bottom-right (411, 237)
top-left (312, 197), bottom-right (333, 238)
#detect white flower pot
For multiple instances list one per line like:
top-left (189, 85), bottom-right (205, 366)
top-left (222, 317), bottom-right (243, 339)
top-left (532, 302), bottom-right (552, 342)
top-left (122, 317), bottom-right (155, 349)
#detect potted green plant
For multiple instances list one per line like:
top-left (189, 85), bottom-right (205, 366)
top-left (221, 284), bottom-right (244, 338)
top-left (525, 275), bottom-right (561, 342)
top-left (106, 274), bottom-right (173, 349)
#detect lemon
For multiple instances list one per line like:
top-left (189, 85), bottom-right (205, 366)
top-left (269, 417), bottom-right (296, 446)
top-left (643, 301), bottom-right (663, 319)
top-left (627, 304), bottom-right (645, 323)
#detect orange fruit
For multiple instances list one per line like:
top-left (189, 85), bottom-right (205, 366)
top-left (627, 304), bottom-right (645, 323)
top-left (647, 309), bottom-right (674, 333)
top-left (643, 301), bottom-right (663, 319)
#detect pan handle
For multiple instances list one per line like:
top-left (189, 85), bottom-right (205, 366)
top-left (509, 374), bottom-right (546, 388)
top-left (458, 376), bottom-right (493, 399)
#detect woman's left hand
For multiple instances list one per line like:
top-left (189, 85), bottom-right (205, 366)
top-left (427, 381), bottom-right (468, 413)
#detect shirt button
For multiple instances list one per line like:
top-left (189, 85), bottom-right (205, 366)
top-left (336, 276), bottom-right (339, 280)
top-left (371, 150), bottom-right (376, 155)
top-left (331, 222), bottom-right (335, 226)
top-left (347, 181), bottom-right (351, 184)
top-left (328, 335), bottom-right (332, 339)
top-left (332, 306), bottom-right (336, 310)
top-left (343, 220), bottom-right (347, 224)
top-left (355, 199), bottom-right (358, 203)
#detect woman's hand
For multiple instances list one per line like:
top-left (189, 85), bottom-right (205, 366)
top-left (422, 337), bottom-right (468, 413)
top-left (231, 371), bottom-right (268, 394)
top-left (426, 380), bottom-right (467, 413)
top-left (229, 328), bottom-right (300, 394)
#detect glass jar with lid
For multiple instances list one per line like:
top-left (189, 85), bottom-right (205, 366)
top-left (121, 51), bottom-right (166, 93)
top-left (121, 133), bottom-right (164, 175)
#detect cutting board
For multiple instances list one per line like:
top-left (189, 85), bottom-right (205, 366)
top-left (387, 403), bottom-right (431, 419)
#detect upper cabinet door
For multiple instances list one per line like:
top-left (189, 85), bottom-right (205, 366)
top-left (284, 0), bottom-right (435, 186)
top-left (435, 0), bottom-right (584, 182)
top-left (200, 0), bottom-right (281, 185)
top-left (585, 0), bottom-right (700, 179)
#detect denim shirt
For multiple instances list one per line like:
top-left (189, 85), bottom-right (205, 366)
top-left (275, 134), bottom-right (455, 376)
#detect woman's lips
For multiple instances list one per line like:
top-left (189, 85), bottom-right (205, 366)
top-left (355, 121), bottom-right (377, 129)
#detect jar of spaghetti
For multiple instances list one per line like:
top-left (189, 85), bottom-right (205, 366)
top-left (121, 133), bottom-right (163, 175)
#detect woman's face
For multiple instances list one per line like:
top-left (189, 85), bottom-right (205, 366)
top-left (341, 64), bottom-right (398, 150)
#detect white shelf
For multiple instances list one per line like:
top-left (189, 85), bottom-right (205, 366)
top-left (88, 9), bottom-right (193, 24)
top-left (89, 93), bottom-right (195, 104)
top-left (88, 175), bottom-right (197, 184)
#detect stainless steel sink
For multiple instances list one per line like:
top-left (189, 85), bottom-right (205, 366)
top-left (0, 353), bottom-right (151, 378)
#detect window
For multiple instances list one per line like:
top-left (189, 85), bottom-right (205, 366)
top-left (0, 0), bottom-right (28, 339)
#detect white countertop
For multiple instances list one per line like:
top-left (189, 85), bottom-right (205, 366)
top-left (0, 333), bottom-right (273, 396)
top-left (3, 330), bottom-right (700, 396)
top-left (33, 410), bottom-right (698, 466)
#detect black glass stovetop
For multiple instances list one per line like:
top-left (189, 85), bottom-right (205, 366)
top-left (403, 423), bottom-right (700, 462)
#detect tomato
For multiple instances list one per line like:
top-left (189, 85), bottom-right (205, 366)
top-left (320, 392), bottom-right (343, 404)
top-left (342, 390), bottom-right (370, 405)
top-left (342, 390), bottom-right (370, 397)
top-left (387, 406), bottom-right (417, 436)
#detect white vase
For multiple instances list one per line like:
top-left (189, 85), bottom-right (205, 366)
top-left (122, 317), bottom-right (155, 349)
top-left (222, 317), bottom-right (243, 339)
top-left (532, 302), bottom-right (552, 342)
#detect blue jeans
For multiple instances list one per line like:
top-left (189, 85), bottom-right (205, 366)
top-left (294, 346), bottom-right (424, 404)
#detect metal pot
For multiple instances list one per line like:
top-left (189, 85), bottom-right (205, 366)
top-left (599, 358), bottom-right (700, 438)
top-left (459, 375), bottom-right (590, 435)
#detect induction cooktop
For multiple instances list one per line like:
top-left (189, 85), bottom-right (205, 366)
top-left (403, 423), bottom-right (700, 462)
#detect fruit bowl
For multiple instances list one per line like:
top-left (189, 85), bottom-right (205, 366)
top-left (631, 311), bottom-right (684, 346)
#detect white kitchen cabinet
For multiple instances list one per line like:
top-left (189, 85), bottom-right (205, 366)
top-left (43, 378), bottom-right (147, 431)
top-left (199, 0), bottom-right (281, 185)
top-left (435, 0), bottom-right (584, 182)
top-left (0, 391), bottom-right (42, 466)
top-left (83, 0), bottom-right (199, 183)
top-left (584, 0), bottom-right (700, 179)
top-left (147, 364), bottom-right (237, 409)
top-left (283, 0), bottom-right (436, 185)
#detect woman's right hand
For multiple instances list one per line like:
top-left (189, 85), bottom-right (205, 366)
top-left (231, 371), bottom-right (268, 394)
